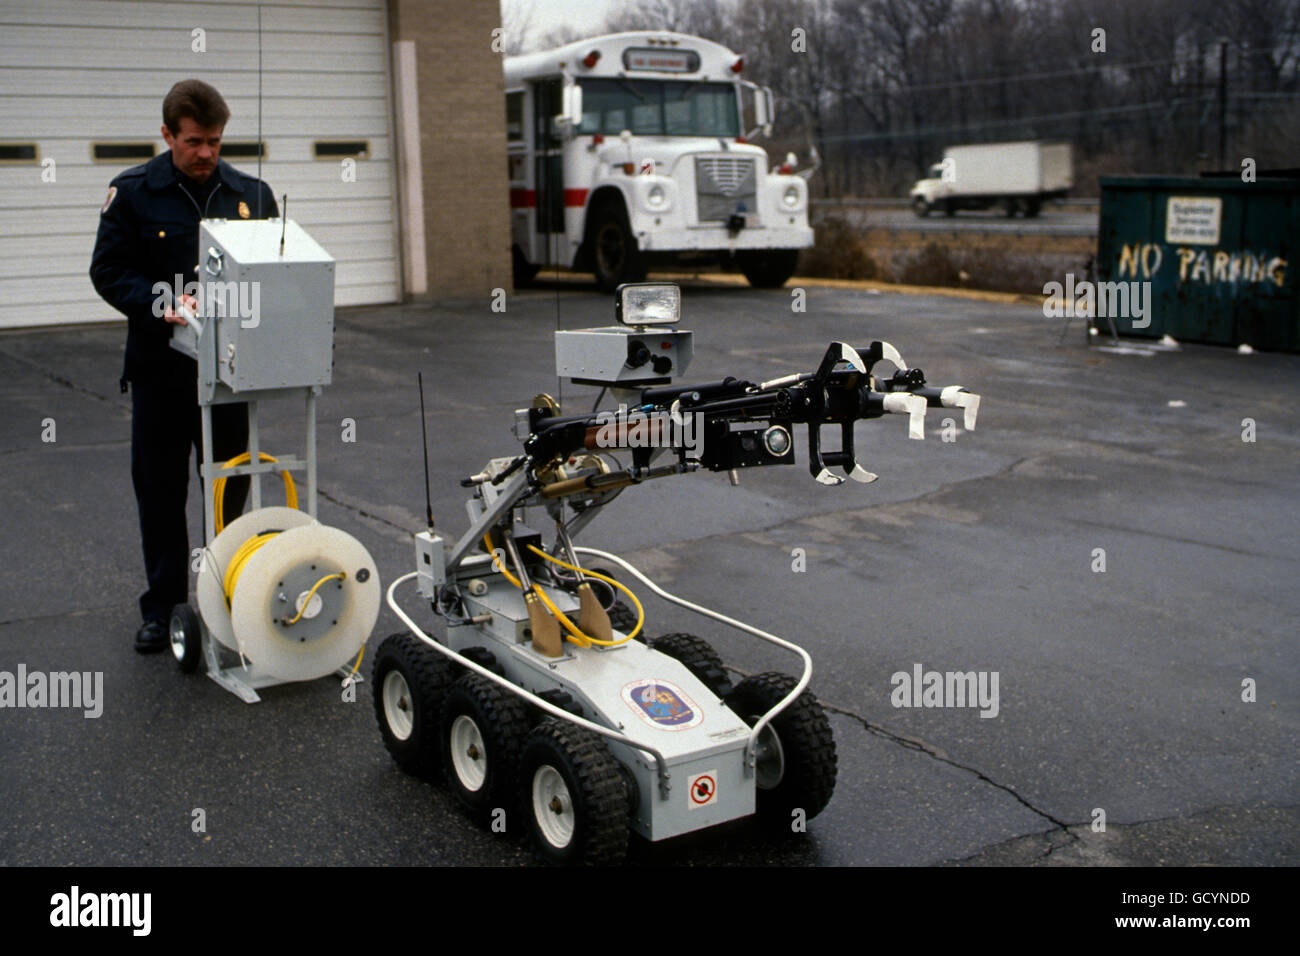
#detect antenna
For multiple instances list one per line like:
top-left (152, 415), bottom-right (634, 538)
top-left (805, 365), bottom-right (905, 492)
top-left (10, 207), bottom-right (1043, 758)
top-left (256, 2), bottom-right (263, 218)
top-left (279, 194), bottom-right (288, 255)
top-left (418, 372), bottom-right (434, 531)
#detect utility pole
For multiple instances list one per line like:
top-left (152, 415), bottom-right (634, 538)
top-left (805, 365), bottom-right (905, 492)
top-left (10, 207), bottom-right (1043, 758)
top-left (1218, 39), bottom-right (1228, 171)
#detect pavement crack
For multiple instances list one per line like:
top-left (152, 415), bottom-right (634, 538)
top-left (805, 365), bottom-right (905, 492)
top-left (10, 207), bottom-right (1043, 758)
top-left (820, 699), bottom-right (1076, 834)
top-left (0, 347), bottom-right (125, 407)
top-left (725, 662), bottom-right (1073, 835)
top-left (316, 487), bottom-right (413, 536)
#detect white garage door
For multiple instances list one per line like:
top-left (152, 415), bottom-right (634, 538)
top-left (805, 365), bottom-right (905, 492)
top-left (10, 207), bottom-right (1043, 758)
top-left (0, 0), bottom-right (399, 330)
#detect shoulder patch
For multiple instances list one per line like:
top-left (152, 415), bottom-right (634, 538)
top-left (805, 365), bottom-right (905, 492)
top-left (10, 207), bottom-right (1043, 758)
top-left (101, 186), bottom-right (117, 214)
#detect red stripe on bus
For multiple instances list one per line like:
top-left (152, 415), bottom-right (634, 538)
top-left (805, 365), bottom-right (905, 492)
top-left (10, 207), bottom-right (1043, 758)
top-left (509, 189), bottom-right (590, 208)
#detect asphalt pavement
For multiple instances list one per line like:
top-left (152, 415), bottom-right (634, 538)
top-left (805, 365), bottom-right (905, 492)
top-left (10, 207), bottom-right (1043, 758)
top-left (1, 276), bottom-right (1296, 866)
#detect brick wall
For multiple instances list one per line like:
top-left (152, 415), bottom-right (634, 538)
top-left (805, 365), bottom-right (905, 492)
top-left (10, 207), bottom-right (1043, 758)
top-left (389, 0), bottom-right (509, 300)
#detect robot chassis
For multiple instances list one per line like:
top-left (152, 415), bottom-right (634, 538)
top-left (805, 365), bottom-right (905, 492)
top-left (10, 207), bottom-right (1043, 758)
top-left (379, 284), bottom-right (980, 864)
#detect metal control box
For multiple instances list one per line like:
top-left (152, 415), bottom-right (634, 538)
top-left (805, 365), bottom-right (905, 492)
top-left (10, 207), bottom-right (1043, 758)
top-left (198, 219), bottom-right (335, 392)
top-left (555, 326), bottom-right (693, 386)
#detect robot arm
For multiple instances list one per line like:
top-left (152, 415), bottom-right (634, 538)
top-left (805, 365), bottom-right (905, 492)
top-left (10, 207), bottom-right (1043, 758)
top-left (520, 339), bottom-right (979, 489)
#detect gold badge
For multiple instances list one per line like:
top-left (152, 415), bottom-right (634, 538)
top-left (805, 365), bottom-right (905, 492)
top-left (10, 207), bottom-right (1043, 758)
top-left (238, 201), bottom-right (250, 219)
top-left (101, 186), bottom-right (117, 214)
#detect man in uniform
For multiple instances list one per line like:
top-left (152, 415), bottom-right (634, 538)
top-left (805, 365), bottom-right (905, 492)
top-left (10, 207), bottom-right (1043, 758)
top-left (90, 79), bottom-right (279, 653)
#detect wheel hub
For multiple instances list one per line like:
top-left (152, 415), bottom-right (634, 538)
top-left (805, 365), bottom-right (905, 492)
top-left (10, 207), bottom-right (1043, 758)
top-left (597, 224), bottom-right (625, 272)
top-left (382, 671), bottom-right (415, 741)
top-left (450, 715), bottom-right (487, 791)
top-left (753, 721), bottom-right (785, 790)
top-left (169, 617), bottom-right (187, 662)
top-left (532, 765), bottom-right (575, 848)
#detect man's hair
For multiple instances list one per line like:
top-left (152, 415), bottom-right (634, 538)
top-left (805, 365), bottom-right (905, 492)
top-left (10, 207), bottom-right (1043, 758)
top-left (162, 79), bottom-right (230, 134)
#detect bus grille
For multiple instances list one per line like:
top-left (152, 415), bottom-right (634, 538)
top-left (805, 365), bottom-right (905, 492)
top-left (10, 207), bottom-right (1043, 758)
top-left (695, 157), bottom-right (757, 223)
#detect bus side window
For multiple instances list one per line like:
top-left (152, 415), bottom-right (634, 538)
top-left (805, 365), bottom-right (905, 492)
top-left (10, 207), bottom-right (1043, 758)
top-left (506, 91), bottom-right (524, 142)
top-left (534, 78), bottom-right (563, 148)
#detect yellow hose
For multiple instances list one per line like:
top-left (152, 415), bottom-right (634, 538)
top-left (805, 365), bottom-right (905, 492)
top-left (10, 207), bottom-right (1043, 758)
top-left (280, 571), bottom-right (347, 625)
top-left (213, 452), bottom-right (299, 535)
top-left (483, 536), bottom-right (642, 647)
top-left (222, 531), bottom-right (345, 629)
top-left (526, 545), bottom-right (644, 645)
top-left (223, 532), bottom-right (280, 606)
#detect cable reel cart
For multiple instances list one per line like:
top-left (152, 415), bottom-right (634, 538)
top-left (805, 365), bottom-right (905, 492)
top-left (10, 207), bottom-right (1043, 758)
top-left (168, 219), bottom-right (380, 702)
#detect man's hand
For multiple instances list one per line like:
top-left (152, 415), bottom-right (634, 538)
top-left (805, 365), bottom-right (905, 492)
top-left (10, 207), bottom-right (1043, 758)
top-left (164, 293), bottom-right (198, 326)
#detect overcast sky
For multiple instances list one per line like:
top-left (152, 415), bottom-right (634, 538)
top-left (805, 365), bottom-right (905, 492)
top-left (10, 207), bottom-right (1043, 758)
top-left (502, 0), bottom-right (618, 47)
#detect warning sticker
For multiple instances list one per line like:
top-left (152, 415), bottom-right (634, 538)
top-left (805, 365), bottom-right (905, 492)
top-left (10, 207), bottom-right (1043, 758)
top-left (621, 678), bottom-right (702, 731)
top-left (688, 770), bottom-right (718, 810)
top-left (1165, 196), bottom-right (1222, 245)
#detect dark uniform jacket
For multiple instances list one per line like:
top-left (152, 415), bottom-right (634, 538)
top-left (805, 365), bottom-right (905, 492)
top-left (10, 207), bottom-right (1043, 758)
top-left (89, 151), bottom-right (278, 386)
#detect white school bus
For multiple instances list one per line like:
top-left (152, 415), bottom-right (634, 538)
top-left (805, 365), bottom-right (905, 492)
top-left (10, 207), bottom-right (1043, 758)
top-left (504, 32), bottom-right (814, 291)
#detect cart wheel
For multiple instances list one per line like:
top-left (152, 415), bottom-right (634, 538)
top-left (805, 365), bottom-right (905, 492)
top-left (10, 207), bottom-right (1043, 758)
top-left (648, 632), bottom-right (733, 697)
top-left (440, 673), bottom-right (530, 821)
top-left (519, 718), bottom-right (629, 865)
top-left (373, 633), bottom-right (454, 779)
top-left (169, 603), bottom-right (203, 674)
top-left (725, 672), bottom-right (837, 824)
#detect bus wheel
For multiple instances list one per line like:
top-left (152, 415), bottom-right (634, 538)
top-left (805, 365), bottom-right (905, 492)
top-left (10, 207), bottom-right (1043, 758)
top-left (512, 246), bottom-right (539, 287)
top-left (737, 249), bottom-right (799, 289)
top-left (590, 202), bottom-right (645, 293)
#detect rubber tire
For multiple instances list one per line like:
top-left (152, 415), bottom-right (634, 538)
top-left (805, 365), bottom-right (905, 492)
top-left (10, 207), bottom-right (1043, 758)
top-left (647, 632), bottom-right (733, 698)
top-left (586, 566), bottom-right (641, 636)
top-left (455, 645), bottom-right (506, 678)
top-left (512, 245), bottom-right (539, 288)
top-left (608, 600), bottom-right (640, 637)
top-left (725, 672), bottom-right (837, 824)
top-left (589, 201), bottom-right (646, 293)
top-left (440, 672), bottom-right (531, 821)
top-left (169, 603), bottom-right (203, 674)
top-left (1003, 197), bottom-right (1019, 218)
top-left (912, 196), bottom-right (930, 218)
top-left (944, 200), bottom-right (955, 217)
top-left (1024, 199), bottom-right (1041, 218)
top-left (519, 718), bottom-right (630, 865)
top-left (373, 633), bottom-right (454, 779)
top-left (737, 249), bottom-right (799, 288)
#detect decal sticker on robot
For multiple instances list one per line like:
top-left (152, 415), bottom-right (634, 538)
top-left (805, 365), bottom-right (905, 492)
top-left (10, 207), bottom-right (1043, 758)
top-left (621, 678), bottom-right (702, 730)
top-left (688, 770), bottom-right (718, 810)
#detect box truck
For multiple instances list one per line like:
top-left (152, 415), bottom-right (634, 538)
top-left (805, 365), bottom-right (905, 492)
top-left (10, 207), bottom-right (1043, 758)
top-left (910, 141), bottom-right (1073, 217)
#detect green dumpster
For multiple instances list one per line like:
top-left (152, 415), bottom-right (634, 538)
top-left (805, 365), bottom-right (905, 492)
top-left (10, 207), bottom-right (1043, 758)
top-left (1097, 175), bottom-right (1298, 351)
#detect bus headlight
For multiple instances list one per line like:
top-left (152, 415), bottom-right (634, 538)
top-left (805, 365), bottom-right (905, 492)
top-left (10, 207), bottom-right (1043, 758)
top-left (781, 183), bottom-right (802, 209)
top-left (639, 179), bottom-right (673, 213)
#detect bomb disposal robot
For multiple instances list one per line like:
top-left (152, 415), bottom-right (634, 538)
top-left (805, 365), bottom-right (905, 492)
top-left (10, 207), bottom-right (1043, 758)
top-left (379, 284), bottom-right (980, 863)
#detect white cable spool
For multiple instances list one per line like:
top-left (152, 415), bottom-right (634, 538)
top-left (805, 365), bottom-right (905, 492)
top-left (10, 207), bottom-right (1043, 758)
top-left (197, 506), bottom-right (313, 653)
top-left (228, 524), bottom-right (380, 681)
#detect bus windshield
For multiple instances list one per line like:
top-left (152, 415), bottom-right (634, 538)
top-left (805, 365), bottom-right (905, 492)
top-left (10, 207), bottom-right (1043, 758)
top-left (576, 78), bottom-right (739, 137)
